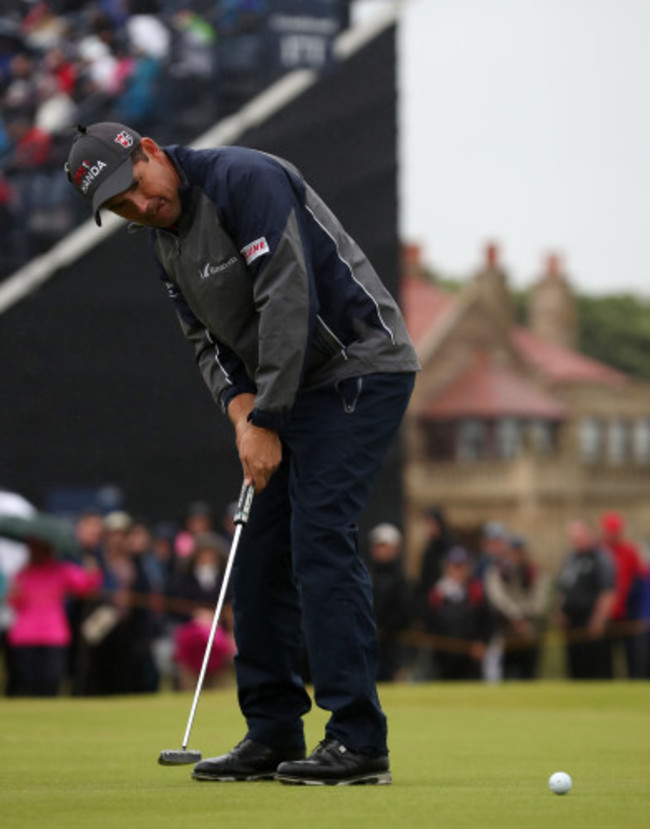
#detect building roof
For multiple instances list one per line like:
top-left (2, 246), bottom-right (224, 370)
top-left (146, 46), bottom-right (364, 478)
top-left (511, 327), bottom-right (627, 389)
top-left (401, 273), bottom-right (454, 348)
top-left (419, 351), bottom-right (568, 420)
top-left (401, 272), bottom-right (627, 390)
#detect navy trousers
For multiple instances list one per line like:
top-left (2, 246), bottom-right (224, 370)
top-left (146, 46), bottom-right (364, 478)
top-left (232, 372), bottom-right (415, 756)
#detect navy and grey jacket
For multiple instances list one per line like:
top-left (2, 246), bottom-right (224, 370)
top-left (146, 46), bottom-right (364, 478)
top-left (149, 144), bottom-right (420, 431)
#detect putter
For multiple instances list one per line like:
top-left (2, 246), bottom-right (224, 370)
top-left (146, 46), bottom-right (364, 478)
top-left (158, 481), bottom-right (254, 766)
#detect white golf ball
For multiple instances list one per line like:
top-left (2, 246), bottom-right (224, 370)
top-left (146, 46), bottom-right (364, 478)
top-left (548, 771), bottom-right (572, 795)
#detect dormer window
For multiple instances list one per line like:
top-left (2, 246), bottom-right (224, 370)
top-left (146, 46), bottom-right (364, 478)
top-left (633, 418), bottom-right (650, 465)
top-left (457, 419), bottom-right (488, 461)
top-left (606, 418), bottom-right (627, 465)
top-left (579, 417), bottom-right (601, 463)
top-left (495, 418), bottom-right (522, 459)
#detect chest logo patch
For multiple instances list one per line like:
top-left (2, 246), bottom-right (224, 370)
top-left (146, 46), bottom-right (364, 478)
top-left (200, 256), bottom-right (238, 279)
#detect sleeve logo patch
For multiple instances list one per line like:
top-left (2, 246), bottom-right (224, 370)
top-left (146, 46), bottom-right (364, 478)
top-left (241, 236), bottom-right (270, 265)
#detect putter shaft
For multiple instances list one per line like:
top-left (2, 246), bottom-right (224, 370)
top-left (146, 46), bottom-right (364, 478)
top-left (160, 482), bottom-right (254, 765)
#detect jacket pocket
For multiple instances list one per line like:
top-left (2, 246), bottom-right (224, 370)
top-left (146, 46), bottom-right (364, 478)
top-left (307, 315), bottom-right (348, 372)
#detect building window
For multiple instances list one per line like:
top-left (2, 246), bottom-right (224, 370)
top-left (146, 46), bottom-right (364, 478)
top-left (495, 418), bottom-right (522, 459)
top-left (579, 417), bottom-right (601, 463)
top-left (633, 418), bottom-right (650, 465)
top-left (606, 418), bottom-right (628, 465)
top-left (457, 419), bottom-right (488, 461)
top-left (528, 419), bottom-right (555, 455)
top-left (423, 421), bottom-right (456, 461)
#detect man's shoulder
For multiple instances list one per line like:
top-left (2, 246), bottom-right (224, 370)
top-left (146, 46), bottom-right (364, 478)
top-left (166, 144), bottom-right (281, 176)
top-left (165, 145), bottom-right (295, 211)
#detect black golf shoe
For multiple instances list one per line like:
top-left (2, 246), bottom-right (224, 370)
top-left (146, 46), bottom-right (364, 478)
top-left (276, 737), bottom-right (391, 786)
top-left (192, 739), bottom-right (305, 782)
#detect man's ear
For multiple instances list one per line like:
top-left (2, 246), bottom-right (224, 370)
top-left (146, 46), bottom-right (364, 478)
top-left (140, 137), bottom-right (161, 158)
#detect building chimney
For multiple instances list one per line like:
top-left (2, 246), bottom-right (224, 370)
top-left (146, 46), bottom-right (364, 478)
top-left (485, 242), bottom-right (499, 270)
top-left (528, 251), bottom-right (577, 349)
top-left (546, 253), bottom-right (560, 276)
top-left (402, 243), bottom-right (423, 281)
top-left (474, 240), bottom-right (513, 327)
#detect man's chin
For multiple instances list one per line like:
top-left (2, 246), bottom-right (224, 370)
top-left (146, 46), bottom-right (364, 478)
top-left (152, 208), bottom-right (181, 228)
top-left (142, 214), bottom-right (174, 229)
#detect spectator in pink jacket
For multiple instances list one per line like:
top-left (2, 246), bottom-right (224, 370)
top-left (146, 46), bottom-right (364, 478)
top-left (7, 537), bottom-right (102, 696)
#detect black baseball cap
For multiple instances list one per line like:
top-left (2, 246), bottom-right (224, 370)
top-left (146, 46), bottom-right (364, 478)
top-left (445, 546), bottom-right (471, 566)
top-left (65, 122), bottom-right (142, 226)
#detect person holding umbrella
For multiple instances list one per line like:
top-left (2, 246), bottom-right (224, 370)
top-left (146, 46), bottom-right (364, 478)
top-left (0, 512), bottom-right (103, 696)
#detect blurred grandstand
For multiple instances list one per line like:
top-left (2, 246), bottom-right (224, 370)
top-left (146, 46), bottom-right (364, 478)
top-left (0, 0), bottom-right (357, 278)
top-left (0, 0), bottom-right (403, 529)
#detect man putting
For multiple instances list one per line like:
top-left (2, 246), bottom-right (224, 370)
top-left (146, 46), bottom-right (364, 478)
top-left (66, 122), bottom-right (419, 785)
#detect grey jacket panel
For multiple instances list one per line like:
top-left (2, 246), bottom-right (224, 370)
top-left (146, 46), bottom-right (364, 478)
top-left (251, 208), bottom-right (311, 415)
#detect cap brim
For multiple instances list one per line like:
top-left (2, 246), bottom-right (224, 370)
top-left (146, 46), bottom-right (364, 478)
top-left (91, 156), bottom-right (135, 226)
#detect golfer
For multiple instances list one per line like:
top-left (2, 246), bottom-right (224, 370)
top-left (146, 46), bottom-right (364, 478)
top-left (65, 122), bottom-right (419, 785)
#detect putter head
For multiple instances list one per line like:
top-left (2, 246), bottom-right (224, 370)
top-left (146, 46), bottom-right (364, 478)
top-left (158, 749), bottom-right (202, 766)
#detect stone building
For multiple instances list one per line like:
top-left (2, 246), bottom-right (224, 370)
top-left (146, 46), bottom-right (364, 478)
top-left (401, 243), bottom-right (650, 573)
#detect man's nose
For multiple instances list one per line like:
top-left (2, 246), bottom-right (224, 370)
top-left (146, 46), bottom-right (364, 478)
top-left (130, 191), bottom-right (149, 213)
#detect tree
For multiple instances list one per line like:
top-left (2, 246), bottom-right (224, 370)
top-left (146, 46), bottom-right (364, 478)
top-left (577, 294), bottom-right (650, 380)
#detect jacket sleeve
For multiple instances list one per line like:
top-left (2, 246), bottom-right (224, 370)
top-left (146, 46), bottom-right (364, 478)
top-left (595, 549), bottom-right (616, 592)
top-left (526, 570), bottom-right (550, 619)
top-left (63, 563), bottom-right (103, 597)
top-left (484, 567), bottom-right (525, 622)
top-left (159, 267), bottom-right (257, 410)
top-left (219, 153), bottom-right (317, 431)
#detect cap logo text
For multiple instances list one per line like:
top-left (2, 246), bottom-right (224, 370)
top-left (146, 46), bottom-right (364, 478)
top-left (74, 159), bottom-right (108, 194)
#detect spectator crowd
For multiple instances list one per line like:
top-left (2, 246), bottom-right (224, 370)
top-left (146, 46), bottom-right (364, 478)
top-left (1, 484), bottom-right (649, 697)
top-left (0, 489), bottom-right (238, 696)
top-left (0, 4), bottom-right (647, 693)
top-left (365, 507), bottom-right (650, 685)
top-left (0, 0), bottom-right (275, 276)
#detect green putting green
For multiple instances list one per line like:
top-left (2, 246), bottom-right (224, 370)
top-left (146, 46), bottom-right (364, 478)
top-left (1, 683), bottom-right (648, 828)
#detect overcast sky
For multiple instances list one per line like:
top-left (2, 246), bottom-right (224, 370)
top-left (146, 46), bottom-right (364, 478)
top-left (357, 0), bottom-right (650, 296)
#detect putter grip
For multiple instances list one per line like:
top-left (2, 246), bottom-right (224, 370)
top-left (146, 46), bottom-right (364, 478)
top-left (234, 482), bottom-right (254, 525)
